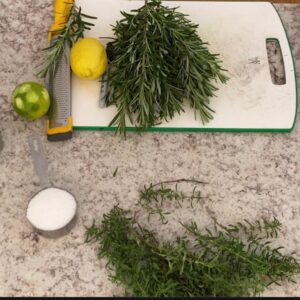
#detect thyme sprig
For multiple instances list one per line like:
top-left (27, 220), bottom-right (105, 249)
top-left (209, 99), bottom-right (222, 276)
top-left (105, 0), bottom-right (229, 134)
top-left (37, 5), bottom-right (97, 78)
top-left (85, 207), bottom-right (300, 297)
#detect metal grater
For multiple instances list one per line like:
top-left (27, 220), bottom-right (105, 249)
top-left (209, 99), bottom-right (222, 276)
top-left (47, 40), bottom-right (73, 141)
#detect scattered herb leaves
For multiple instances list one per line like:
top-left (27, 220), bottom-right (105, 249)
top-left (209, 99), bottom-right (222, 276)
top-left (113, 167), bottom-right (119, 177)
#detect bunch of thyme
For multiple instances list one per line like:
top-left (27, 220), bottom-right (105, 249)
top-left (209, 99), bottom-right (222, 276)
top-left (105, 0), bottom-right (229, 134)
top-left (85, 206), bottom-right (300, 297)
top-left (37, 5), bottom-right (97, 78)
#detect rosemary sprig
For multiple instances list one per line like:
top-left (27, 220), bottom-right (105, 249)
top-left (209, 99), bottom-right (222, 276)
top-left (37, 5), bottom-right (97, 79)
top-left (139, 180), bottom-right (208, 223)
top-left (105, 0), bottom-right (229, 134)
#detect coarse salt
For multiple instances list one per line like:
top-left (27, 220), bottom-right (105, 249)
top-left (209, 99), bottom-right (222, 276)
top-left (26, 187), bottom-right (77, 231)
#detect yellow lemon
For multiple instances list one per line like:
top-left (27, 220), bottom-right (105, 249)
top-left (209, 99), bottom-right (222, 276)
top-left (70, 38), bottom-right (108, 80)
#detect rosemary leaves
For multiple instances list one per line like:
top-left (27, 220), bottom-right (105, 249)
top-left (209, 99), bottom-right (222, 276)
top-left (86, 207), bottom-right (300, 297)
top-left (105, 0), bottom-right (229, 134)
top-left (85, 182), bottom-right (300, 297)
top-left (139, 179), bottom-right (208, 223)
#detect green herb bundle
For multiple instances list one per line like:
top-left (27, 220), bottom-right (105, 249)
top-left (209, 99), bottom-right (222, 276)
top-left (37, 5), bottom-right (97, 79)
top-left (105, 0), bottom-right (229, 134)
top-left (86, 181), bottom-right (299, 297)
top-left (86, 207), bottom-right (299, 297)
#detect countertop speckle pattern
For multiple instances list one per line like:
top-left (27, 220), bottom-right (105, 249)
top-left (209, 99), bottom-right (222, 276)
top-left (0, 1), bottom-right (300, 297)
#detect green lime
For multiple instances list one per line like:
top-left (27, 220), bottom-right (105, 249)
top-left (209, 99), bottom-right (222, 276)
top-left (12, 82), bottom-right (51, 120)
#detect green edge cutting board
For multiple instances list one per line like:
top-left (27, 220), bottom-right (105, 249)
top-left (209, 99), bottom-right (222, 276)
top-left (73, 0), bottom-right (297, 133)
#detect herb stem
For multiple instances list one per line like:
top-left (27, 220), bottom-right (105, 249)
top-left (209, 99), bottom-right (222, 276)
top-left (147, 179), bottom-right (209, 190)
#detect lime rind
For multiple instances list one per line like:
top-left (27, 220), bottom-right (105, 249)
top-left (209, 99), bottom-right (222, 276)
top-left (31, 104), bottom-right (40, 112)
top-left (18, 83), bottom-right (31, 94)
top-left (13, 88), bottom-right (20, 98)
top-left (41, 89), bottom-right (49, 100)
top-left (15, 97), bottom-right (25, 110)
top-left (26, 91), bottom-right (39, 103)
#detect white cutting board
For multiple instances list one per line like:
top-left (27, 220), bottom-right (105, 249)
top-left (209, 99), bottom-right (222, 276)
top-left (73, 0), bottom-right (297, 132)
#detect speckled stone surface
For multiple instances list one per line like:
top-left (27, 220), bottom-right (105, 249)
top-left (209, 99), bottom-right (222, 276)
top-left (0, 1), bottom-right (299, 297)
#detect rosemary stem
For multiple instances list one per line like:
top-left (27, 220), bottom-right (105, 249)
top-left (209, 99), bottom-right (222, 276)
top-left (148, 179), bottom-right (209, 190)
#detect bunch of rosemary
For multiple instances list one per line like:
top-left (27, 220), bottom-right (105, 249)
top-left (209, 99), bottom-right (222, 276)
top-left (85, 183), bottom-right (300, 297)
top-left (105, 0), bottom-right (229, 134)
top-left (86, 208), bottom-right (299, 297)
top-left (37, 5), bottom-right (96, 78)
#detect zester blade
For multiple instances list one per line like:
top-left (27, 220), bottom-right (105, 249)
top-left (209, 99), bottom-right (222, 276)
top-left (47, 40), bottom-right (72, 140)
top-left (99, 64), bottom-right (111, 108)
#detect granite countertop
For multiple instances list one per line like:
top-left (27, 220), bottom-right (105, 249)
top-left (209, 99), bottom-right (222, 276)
top-left (0, 1), bottom-right (299, 297)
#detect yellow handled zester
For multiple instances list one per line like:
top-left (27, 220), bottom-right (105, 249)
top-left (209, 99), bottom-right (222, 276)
top-left (47, 0), bottom-right (74, 141)
top-left (48, 0), bottom-right (73, 41)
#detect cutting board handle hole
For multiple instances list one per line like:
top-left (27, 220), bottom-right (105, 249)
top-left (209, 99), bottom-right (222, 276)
top-left (266, 38), bottom-right (286, 85)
